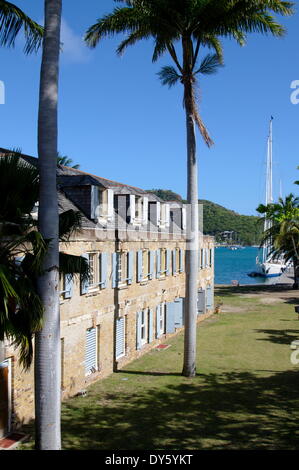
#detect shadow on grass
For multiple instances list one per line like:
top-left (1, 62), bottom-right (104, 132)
top-left (254, 329), bottom-right (299, 345)
top-left (116, 370), bottom-right (182, 377)
top-left (59, 369), bottom-right (299, 450)
top-left (215, 285), bottom-right (294, 298)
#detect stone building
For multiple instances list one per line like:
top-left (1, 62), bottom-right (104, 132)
top-left (0, 150), bottom-right (214, 437)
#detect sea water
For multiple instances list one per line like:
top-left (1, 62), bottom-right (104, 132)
top-left (214, 246), bottom-right (280, 285)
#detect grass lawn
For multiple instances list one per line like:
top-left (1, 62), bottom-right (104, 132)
top-left (22, 286), bottom-right (299, 450)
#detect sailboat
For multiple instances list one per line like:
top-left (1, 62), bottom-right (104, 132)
top-left (254, 117), bottom-right (286, 277)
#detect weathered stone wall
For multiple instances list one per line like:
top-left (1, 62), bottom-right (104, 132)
top-left (4, 231), bottom-right (214, 428)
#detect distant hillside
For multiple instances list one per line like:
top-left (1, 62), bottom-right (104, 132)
top-left (198, 199), bottom-right (262, 246)
top-left (147, 189), bottom-right (262, 246)
top-left (146, 189), bottom-right (183, 202)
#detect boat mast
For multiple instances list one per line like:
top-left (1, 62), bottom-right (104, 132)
top-left (263, 116), bottom-right (273, 263)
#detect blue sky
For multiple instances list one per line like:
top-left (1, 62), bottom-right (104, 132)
top-left (0, 0), bottom-right (298, 215)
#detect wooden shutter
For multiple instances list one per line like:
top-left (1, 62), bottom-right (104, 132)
top-left (166, 249), bottom-right (171, 276)
top-left (137, 250), bottom-right (143, 282)
top-left (64, 274), bottom-right (73, 299)
top-left (197, 289), bottom-right (206, 315)
top-left (112, 253), bottom-right (118, 288)
top-left (85, 327), bottom-right (97, 374)
top-left (174, 298), bottom-right (184, 328)
top-left (100, 253), bottom-right (108, 289)
top-left (81, 253), bottom-right (89, 295)
top-left (127, 251), bottom-right (134, 285)
top-left (156, 305), bottom-right (161, 338)
top-left (206, 285), bottom-right (214, 309)
top-left (179, 248), bottom-right (184, 272)
top-left (148, 309), bottom-right (154, 342)
top-left (172, 250), bottom-right (177, 275)
top-left (115, 317), bottom-right (125, 359)
top-left (149, 250), bottom-right (154, 280)
top-left (136, 311), bottom-right (142, 350)
top-left (166, 302), bottom-right (175, 334)
top-left (156, 250), bottom-right (161, 279)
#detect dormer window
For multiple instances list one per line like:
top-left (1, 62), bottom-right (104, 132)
top-left (129, 195), bottom-right (148, 225)
top-left (159, 203), bottom-right (170, 228)
top-left (91, 186), bottom-right (114, 223)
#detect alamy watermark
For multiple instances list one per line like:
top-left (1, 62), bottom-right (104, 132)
top-left (290, 80), bottom-right (299, 104)
top-left (290, 340), bottom-right (299, 365)
top-left (0, 80), bottom-right (4, 104)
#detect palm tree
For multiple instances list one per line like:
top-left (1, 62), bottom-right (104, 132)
top-left (257, 193), bottom-right (299, 288)
top-left (85, 0), bottom-right (294, 377)
top-left (0, 0), bottom-right (43, 53)
top-left (57, 152), bottom-right (80, 169)
top-left (35, 0), bottom-right (62, 450)
top-left (0, 152), bottom-right (89, 368)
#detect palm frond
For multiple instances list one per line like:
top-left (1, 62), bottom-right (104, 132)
top-left (157, 65), bottom-right (181, 88)
top-left (59, 210), bottom-right (83, 242)
top-left (59, 252), bottom-right (90, 283)
top-left (0, 0), bottom-right (43, 53)
top-left (195, 53), bottom-right (223, 75)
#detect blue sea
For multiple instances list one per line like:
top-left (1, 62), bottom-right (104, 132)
top-left (215, 246), bottom-right (279, 285)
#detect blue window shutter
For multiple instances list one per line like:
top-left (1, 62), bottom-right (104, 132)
top-left (206, 285), bottom-right (214, 309)
top-left (172, 250), bottom-right (177, 275)
top-left (148, 309), bottom-right (154, 342)
top-left (165, 249), bottom-right (170, 276)
top-left (112, 253), bottom-right (118, 288)
top-left (180, 249), bottom-right (185, 272)
top-left (166, 302), bottom-right (175, 333)
top-left (101, 253), bottom-right (108, 289)
top-left (64, 274), bottom-right (73, 299)
top-left (197, 289), bottom-right (206, 315)
top-left (137, 250), bottom-right (143, 282)
top-left (115, 317), bottom-right (125, 358)
top-left (81, 253), bottom-right (89, 295)
top-left (85, 327), bottom-right (97, 374)
top-left (174, 298), bottom-right (184, 328)
top-left (136, 311), bottom-right (142, 350)
top-left (156, 305), bottom-right (161, 338)
top-left (149, 250), bottom-right (154, 280)
top-left (128, 251), bottom-right (134, 285)
top-left (156, 250), bottom-right (161, 279)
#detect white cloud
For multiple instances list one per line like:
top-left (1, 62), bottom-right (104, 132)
top-left (60, 18), bottom-right (91, 64)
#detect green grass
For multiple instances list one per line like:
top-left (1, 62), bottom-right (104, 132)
top-left (22, 286), bottom-right (299, 450)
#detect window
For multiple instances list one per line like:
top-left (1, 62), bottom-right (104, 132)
top-left (60, 274), bottom-right (73, 300)
top-left (209, 248), bottom-right (213, 267)
top-left (88, 253), bottom-right (99, 290)
top-left (85, 326), bottom-right (100, 376)
top-left (159, 203), bottom-right (170, 228)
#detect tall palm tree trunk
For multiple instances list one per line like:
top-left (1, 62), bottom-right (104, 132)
top-left (182, 74), bottom-right (199, 377)
top-left (34, 0), bottom-right (62, 450)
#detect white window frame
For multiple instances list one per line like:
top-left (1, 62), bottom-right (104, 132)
top-left (117, 251), bottom-right (131, 287)
top-left (87, 252), bottom-right (100, 292)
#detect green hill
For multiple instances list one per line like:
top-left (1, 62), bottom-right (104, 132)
top-left (198, 199), bottom-right (262, 246)
top-left (147, 189), bottom-right (262, 246)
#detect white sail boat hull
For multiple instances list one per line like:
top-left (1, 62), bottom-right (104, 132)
top-left (256, 260), bottom-right (286, 277)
